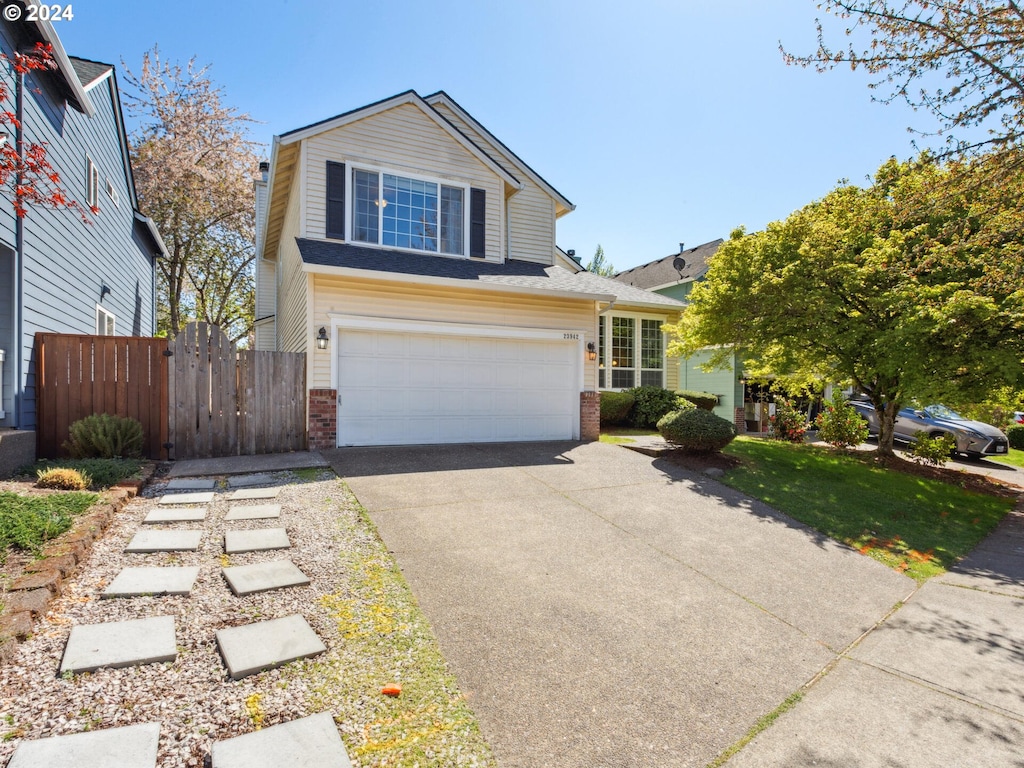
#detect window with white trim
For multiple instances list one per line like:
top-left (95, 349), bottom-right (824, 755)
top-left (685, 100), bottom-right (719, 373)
top-left (351, 167), bottom-right (468, 256)
top-left (598, 315), bottom-right (665, 389)
top-left (86, 156), bottom-right (99, 208)
top-left (96, 305), bottom-right (115, 336)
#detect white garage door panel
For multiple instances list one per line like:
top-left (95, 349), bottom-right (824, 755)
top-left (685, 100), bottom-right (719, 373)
top-left (337, 328), bottom-right (577, 446)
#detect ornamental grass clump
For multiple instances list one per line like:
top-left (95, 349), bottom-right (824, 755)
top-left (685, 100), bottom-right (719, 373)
top-left (815, 391), bottom-right (870, 449)
top-left (658, 408), bottom-right (736, 453)
top-left (36, 467), bottom-right (91, 490)
top-left (64, 413), bottom-right (144, 459)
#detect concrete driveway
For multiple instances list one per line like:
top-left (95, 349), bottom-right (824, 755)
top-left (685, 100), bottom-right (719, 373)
top-left (324, 441), bottom-right (914, 767)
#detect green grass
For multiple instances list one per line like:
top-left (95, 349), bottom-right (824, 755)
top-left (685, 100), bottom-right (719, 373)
top-left (0, 491), bottom-right (98, 561)
top-left (989, 447), bottom-right (1024, 468)
top-left (719, 438), bottom-right (1015, 581)
top-left (600, 427), bottom-right (661, 445)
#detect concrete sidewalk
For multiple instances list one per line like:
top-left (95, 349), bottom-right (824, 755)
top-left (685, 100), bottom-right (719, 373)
top-left (325, 441), bottom-right (915, 768)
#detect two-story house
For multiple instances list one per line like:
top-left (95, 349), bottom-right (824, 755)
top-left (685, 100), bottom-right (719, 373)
top-left (0, 16), bottom-right (165, 468)
top-left (256, 90), bottom-right (684, 448)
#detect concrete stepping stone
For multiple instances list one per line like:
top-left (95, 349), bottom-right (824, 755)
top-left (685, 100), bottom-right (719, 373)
top-left (60, 616), bottom-right (176, 675)
top-left (224, 528), bottom-right (290, 554)
top-left (6, 722), bottom-right (160, 768)
top-left (143, 507), bottom-right (208, 524)
top-left (227, 473), bottom-right (275, 488)
top-left (211, 712), bottom-right (350, 768)
top-left (158, 491), bottom-right (215, 505)
top-left (103, 566), bottom-right (201, 598)
top-left (215, 614), bottom-right (326, 680)
top-left (228, 487), bottom-right (280, 501)
top-left (224, 504), bottom-right (281, 521)
top-left (165, 478), bottom-right (217, 491)
top-left (222, 560), bottom-right (309, 596)
top-left (125, 530), bottom-right (203, 553)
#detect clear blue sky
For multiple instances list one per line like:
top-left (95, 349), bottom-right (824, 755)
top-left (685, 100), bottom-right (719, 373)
top-left (57, 0), bottom-right (942, 272)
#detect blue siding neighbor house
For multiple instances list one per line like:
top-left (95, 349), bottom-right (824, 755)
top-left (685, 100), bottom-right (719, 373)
top-left (0, 16), bottom-right (165, 454)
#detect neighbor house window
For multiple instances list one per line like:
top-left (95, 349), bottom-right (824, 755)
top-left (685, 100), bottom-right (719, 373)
top-left (342, 165), bottom-right (477, 257)
top-left (96, 305), bottom-right (115, 336)
top-left (598, 315), bottom-right (665, 390)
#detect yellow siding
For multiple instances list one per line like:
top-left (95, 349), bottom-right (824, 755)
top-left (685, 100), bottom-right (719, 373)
top-left (310, 273), bottom-right (599, 392)
top-left (303, 104), bottom-right (503, 260)
top-left (276, 169), bottom-right (307, 353)
top-left (433, 102), bottom-right (556, 265)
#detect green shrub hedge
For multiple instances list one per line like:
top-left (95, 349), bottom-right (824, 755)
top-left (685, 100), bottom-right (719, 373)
top-left (1007, 424), bottom-right (1024, 450)
top-left (657, 408), bottom-right (736, 453)
top-left (676, 390), bottom-right (719, 411)
top-left (600, 391), bottom-right (635, 426)
top-left (627, 386), bottom-right (694, 429)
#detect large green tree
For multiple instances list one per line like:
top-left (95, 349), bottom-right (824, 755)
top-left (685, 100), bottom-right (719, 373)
top-left (669, 154), bottom-right (1024, 456)
top-left (124, 49), bottom-right (261, 343)
top-left (586, 244), bottom-right (615, 276)
top-left (784, 1), bottom-right (1024, 157)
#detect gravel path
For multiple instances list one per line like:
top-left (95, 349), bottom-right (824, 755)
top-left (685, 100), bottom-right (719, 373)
top-left (0, 470), bottom-right (495, 767)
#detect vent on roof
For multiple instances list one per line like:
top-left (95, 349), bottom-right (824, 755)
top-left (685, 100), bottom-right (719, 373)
top-left (679, 242), bottom-right (685, 252)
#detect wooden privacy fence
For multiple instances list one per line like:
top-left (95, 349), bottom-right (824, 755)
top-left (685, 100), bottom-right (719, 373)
top-left (168, 322), bottom-right (306, 460)
top-left (35, 333), bottom-right (170, 460)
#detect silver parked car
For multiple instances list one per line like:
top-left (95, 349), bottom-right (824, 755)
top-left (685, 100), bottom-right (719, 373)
top-left (846, 401), bottom-right (1010, 458)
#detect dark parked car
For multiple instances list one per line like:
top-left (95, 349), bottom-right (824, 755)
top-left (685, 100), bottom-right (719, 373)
top-left (846, 400), bottom-right (1009, 458)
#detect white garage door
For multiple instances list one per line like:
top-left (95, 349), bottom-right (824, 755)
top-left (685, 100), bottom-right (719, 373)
top-left (336, 328), bottom-right (579, 446)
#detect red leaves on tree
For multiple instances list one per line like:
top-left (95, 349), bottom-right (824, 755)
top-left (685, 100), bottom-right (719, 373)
top-left (0, 42), bottom-right (92, 222)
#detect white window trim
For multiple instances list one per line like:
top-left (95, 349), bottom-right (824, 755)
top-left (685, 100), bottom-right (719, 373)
top-left (95, 304), bottom-right (115, 336)
top-left (598, 312), bottom-right (667, 391)
top-left (105, 177), bottom-right (119, 206)
top-left (86, 156), bottom-right (99, 208)
top-left (344, 163), bottom-right (471, 258)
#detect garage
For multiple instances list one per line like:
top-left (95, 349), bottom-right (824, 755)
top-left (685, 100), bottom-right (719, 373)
top-left (335, 324), bottom-right (580, 446)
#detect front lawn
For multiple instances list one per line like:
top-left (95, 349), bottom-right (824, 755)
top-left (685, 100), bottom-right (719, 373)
top-left (989, 448), bottom-right (1024, 468)
top-left (599, 427), bottom-right (659, 445)
top-left (718, 438), bottom-right (1016, 581)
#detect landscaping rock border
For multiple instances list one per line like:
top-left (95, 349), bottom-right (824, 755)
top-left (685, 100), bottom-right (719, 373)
top-left (0, 464), bottom-right (158, 663)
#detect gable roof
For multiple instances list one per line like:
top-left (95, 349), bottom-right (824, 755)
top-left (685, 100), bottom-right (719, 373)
top-left (68, 56), bottom-right (113, 91)
top-left (424, 91), bottom-right (575, 216)
top-left (4, 16), bottom-right (95, 116)
top-left (613, 239), bottom-right (723, 291)
top-left (296, 239), bottom-right (685, 311)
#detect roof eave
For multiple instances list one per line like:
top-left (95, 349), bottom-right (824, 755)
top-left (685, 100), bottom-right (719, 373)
top-left (32, 17), bottom-right (95, 117)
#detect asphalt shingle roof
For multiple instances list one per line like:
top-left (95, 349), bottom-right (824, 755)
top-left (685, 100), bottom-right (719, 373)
top-left (613, 239), bottom-right (723, 290)
top-left (68, 57), bottom-right (112, 90)
top-left (296, 239), bottom-right (685, 309)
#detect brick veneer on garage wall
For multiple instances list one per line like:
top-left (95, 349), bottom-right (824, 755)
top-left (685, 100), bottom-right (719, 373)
top-left (580, 391), bottom-right (600, 442)
top-left (308, 389), bottom-right (337, 450)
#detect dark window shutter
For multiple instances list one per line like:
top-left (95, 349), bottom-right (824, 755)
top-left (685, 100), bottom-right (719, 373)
top-left (470, 187), bottom-right (485, 258)
top-left (326, 161), bottom-right (346, 239)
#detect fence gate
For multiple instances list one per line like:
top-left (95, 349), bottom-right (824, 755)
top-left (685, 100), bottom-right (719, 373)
top-left (168, 322), bottom-right (306, 459)
top-left (35, 333), bottom-right (170, 460)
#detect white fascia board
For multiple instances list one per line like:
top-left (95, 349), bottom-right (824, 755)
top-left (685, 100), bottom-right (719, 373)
top-left (259, 138), bottom-right (281, 261)
top-left (32, 13), bottom-right (95, 117)
top-left (278, 93), bottom-right (521, 191)
top-left (644, 278), bottom-right (691, 292)
top-left (301, 261), bottom-right (614, 303)
top-left (613, 300), bottom-right (686, 312)
top-left (425, 92), bottom-right (574, 213)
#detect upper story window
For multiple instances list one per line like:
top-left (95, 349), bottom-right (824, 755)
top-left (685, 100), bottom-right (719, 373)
top-left (326, 160), bottom-right (486, 258)
top-left (86, 156), bottom-right (99, 208)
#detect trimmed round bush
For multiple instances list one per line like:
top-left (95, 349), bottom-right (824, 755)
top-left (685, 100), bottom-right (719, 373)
top-left (627, 386), bottom-right (693, 429)
top-left (657, 408), bottom-right (736, 453)
top-left (1007, 424), bottom-right (1024, 451)
top-left (676, 390), bottom-right (719, 411)
top-left (600, 391), bottom-right (635, 426)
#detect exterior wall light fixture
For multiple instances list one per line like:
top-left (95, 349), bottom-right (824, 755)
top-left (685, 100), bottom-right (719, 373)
top-left (316, 326), bottom-right (329, 350)
top-left (587, 341), bottom-right (597, 361)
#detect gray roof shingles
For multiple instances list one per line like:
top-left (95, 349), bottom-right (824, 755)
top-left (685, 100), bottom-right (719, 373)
top-left (613, 239), bottom-right (723, 290)
top-left (296, 239), bottom-right (685, 308)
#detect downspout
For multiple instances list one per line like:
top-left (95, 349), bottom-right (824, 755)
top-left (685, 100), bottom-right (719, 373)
top-left (12, 65), bottom-right (24, 429)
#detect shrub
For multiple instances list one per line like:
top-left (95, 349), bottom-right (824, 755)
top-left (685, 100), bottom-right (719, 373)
top-left (768, 399), bottom-right (807, 443)
top-left (26, 458), bottom-right (142, 489)
top-left (1007, 424), bottom-right (1024, 450)
top-left (908, 431), bottom-right (956, 466)
top-left (815, 391), bottom-right (870, 449)
top-left (676, 390), bottom-right (719, 411)
top-left (36, 467), bottom-right (91, 490)
top-left (627, 386), bottom-right (694, 429)
top-left (63, 413), bottom-right (144, 459)
top-left (657, 408), bottom-right (736, 453)
top-left (600, 391), bottom-right (635, 426)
